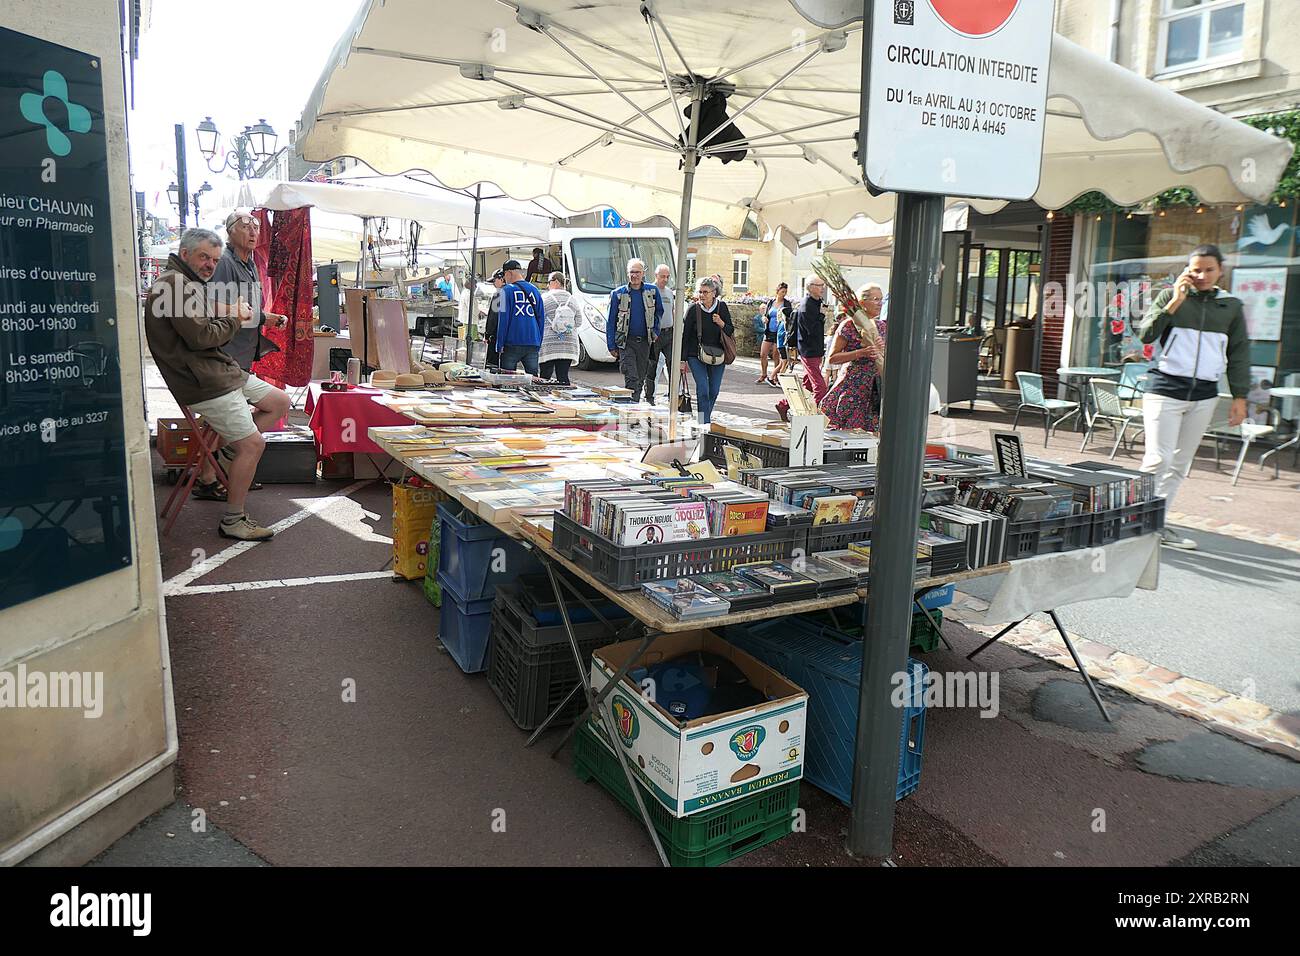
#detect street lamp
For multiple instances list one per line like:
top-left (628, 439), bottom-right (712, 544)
top-left (195, 115), bottom-right (279, 179)
top-left (192, 181), bottom-right (212, 223)
top-left (166, 182), bottom-right (180, 210)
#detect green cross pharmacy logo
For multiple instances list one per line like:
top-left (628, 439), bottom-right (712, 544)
top-left (19, 70), bottom-right (91, 157)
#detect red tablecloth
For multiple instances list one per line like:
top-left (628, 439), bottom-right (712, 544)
top-left (304, 383), bottom-right (413, 457)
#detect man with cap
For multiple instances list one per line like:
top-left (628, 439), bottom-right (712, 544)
top-left (483, 268), bottom-right (505, 368)
top-left (495, 259), bottom-right (546, 375)
top-left (525, 247), bottom-right (554, 285)
top-left (210, 210), bottom-right (289, 372)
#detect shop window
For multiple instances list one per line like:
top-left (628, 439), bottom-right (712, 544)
top-left (732, 255), bottom-right (749, 291)
top-left (1159, 0), bottom-right (1245, 74)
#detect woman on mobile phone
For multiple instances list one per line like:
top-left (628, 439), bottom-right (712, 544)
top-left (1136, 243), bottom-right (1249, 550)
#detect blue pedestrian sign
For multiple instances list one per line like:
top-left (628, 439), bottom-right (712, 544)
top-left (601, 208), bottom-right (630, 228)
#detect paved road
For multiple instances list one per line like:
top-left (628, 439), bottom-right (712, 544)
top-left (122, 473), bottom-right (1298, 867)
top-left (570, 357), bottom-right (1300, 718)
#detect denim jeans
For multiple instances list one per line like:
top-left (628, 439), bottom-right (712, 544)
top-left (686, 357), bottom-right (726, 424)
top-left (499, 344), bottom-right (540, 376)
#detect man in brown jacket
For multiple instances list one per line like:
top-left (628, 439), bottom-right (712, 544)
top-left (144, 228), bottom-right (289, 541)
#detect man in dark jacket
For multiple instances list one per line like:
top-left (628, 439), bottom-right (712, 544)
top-left (791, 277), bottom-right (829, 404)
top-left (144, 228), bottom-right (289, 541)
top-left (484, 269), bottom-right (505, 368)
top-left (209, 210), bottom-right (288, 372)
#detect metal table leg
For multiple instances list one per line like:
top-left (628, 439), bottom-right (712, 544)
top-left (532, 556), bottom-right (670, 867)
top-left (912, 587), bottom-right (952, 651)
top-left (967, 611), bottom-right (1111, 721)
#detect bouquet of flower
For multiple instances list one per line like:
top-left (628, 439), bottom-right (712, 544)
top-left (811, 255), bottom-right (884, 370)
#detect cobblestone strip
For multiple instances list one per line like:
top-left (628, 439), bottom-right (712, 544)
top-left (1166, 510), bottom-right (1300, 554)
top-left (947, 593), bottom-right (1300, 760)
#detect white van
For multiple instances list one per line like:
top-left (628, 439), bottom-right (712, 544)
top-left (463, 226), bottom-right (678, 369)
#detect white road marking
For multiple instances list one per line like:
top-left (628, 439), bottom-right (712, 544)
top-left (168, 570), bottom-right (398, 596)
top-left (162, 479), bottom-right (373, 595)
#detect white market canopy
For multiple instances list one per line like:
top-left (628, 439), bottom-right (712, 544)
top-left (211, 177), bottom-right (552, 242)
top-left (298, 0), bottom-right (1293, 238)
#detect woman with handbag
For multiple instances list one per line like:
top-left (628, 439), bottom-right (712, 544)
top-left (821, 283), bottom-right (886, 431)
top-left (679, 275), bottom-right (734, 424)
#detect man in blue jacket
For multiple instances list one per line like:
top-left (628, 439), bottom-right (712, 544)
top-left (496, 259), bottom-right (546, 375)
top-left (607, 257), bottom-right (664, 397)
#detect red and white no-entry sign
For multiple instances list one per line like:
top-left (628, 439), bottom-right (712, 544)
top-left (929, 0), bottom-right (1021, 38)
top-left (861, 0), bottom-right (1055, 200)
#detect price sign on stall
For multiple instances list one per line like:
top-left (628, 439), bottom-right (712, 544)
top-left (860, 0), bottom-right (1055, 200)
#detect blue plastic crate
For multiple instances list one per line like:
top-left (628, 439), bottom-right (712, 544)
top-left (437, 572), bottom-right (495, 674)
top-left (724, 622), bottom-right (926, 803)
top-left (437, 502), bottom-right (543, 601)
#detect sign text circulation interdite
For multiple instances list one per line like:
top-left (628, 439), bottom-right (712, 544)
top-left (863, 0), bottom-right (1055, 200)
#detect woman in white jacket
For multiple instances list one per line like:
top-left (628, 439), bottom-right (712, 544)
top-left (539, 271), bottom-right (581, 384)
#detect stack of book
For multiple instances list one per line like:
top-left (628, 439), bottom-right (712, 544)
top-left (733, 561), bottom-right (819, 600)
top-left (795, 556), bottom-right (859, 595)
top-left (562, 478), bottom-right (771, 544)
top-left (641, 579), bottom-right (731, 620)
top-left (813, 549), bottom-right (873, 584)
top-left (916, 529), bottom-right (968, 575)
top-left (920, 505), bottom-right (1007, 569)
top-left (694, 571), bottom-right (774, 611)
top-left (848, 542), bottom-right (932, 580)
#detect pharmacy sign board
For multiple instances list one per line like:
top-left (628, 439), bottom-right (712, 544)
top-left (860, 0), bottom-right (1055, 200)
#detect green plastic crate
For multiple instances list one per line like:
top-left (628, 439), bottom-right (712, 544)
top-left (910, 608), bottom-right (943, 653)
top-left (572, 722), bottom-right (799, 867)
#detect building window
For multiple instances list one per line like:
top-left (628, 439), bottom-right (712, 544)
top-left (1159, 0), bottom-right (1245, 74)
top-left (732, 255), bottom-right (749, 291)
top-left (685, 254), bottom-right (697, 289)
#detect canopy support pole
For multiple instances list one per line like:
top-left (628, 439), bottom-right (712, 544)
top-left (466, 185), bottom-right (482, 361)
top-left (849, 191), bottom-right (944, 860)
top-left (667, 80), bottom-right (704, 443)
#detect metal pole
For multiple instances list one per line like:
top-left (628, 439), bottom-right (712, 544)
top-left (667, 80), bottom-right (704, 442)
top-left (173, 123), bottom-right (188, 228)
top-left (466, 185), bottom-right (482, 358)
top-left (849, 190), bottom-right (944, 859)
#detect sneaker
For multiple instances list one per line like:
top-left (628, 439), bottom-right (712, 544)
top-left (1158, 528), bottom-right (1197, 550)
top-left (218, 513), bottom-right (274, 541)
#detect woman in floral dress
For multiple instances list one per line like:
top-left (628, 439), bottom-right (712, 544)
top-left (820, 284), bottom-right (886, 431)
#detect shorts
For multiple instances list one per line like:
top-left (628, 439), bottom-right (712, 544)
top-left (763, 331), bottom-right (778, 344)
top-left (189, 375), bottom-right (276, 443)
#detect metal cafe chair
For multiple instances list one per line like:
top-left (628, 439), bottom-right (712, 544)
top-left (1012, 371), bottom-right (1080, 443)
top-left (1207, 396), bottom-right (1280, 486)
top-left (1080, 378), bottom-right (1145, 459)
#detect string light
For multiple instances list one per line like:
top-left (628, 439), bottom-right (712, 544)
top-left (1096, 214), bottom-right (1103, 221)
top-left (1045, 210), bottom-right (1055, 220)
top-left (1195, 206), bottom-right (1205, 214)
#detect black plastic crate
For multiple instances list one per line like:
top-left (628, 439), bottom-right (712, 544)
top-left (1091, 498), bottom-right (1166, 547)
top-left (804, 519), bottom-right (873, 554)
top-left (486, 586), bottom-right (618, 731)
top-left (702, 432), bottom-right (791, 470)
top-left (551, 512), bottom-right (805, 592)
top-left (1004, 511), bottom-right (1094, 559)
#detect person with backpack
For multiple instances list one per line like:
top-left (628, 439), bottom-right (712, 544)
top-left (540, 271), bottom-right (580, 384)
top-left (1136, 243), bottom-right (1249, 550)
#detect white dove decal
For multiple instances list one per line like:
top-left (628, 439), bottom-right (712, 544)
top-left (1238, 214), bottom-right (1290, 249)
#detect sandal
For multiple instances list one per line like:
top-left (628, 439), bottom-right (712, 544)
top-left (192, 479), bottom-right (229, 501)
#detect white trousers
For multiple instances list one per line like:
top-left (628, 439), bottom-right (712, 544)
top-left (1140, 393), bottom-right (1217, 510)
